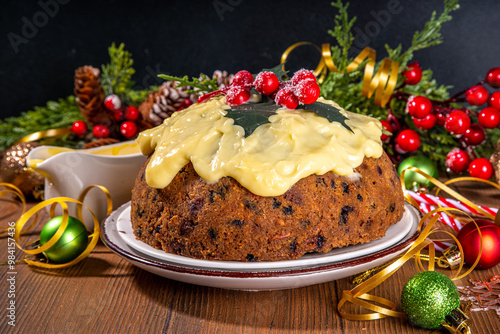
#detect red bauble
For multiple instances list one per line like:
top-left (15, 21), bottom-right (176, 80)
top-left (275, 86), bottom-right (299, 109)
top-left (402, 62), bottom-right (423, 85)
top-left (254, 71), bottom-right (280, 96)
top-left (225, 86), bottom-right (251, 106)
top-left (413, 113), bottom-right (437, 130)
top-left (468, 158), bottom-right (494, 180)
top-left (488, 91), bottom-right (500, 110)
top-left (124, 106), bottom-right (140, 121)
top-left (407, 96), bottom-right (433, 119)
top-left (380, 120), bottom-right (393, 142)
top-left (486, 67), bottom-right (500, 88)
top-left (444, 110), bottom-right (471, 135)
top-left (294, 79), bottom-right (320, 104)
top-left (464, 124), bottom-right (486, 146)
top-left (465, 85), bottom-right (489, 106)
top-left (120, 121), bottom-right (138, 139)
top-left (290, 69), bottom-right (316, 86)
top-left (457, 220), bottom-right (500, 269)
top-left (446, 148), bottom-right (471, 174)
top-left (232, 70), bottom-right (254, 87)
top-left (71, 120), bottom-right (87, 136)
top-left (93, 124), bottom-right (110, 139)
top-left (478, 107), bottom-right (500, 129)
top-left (396, 129), bottom-right (420, 153)
top-left (104, 94), bottom-right (122, 112)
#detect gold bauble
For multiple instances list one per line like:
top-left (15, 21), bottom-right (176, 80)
top-left (1, 142), bottom-right (44, 197)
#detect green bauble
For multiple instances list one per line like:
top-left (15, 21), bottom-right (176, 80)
top-left (401, 271), bottom-right (460, 330)
top-left (40, 216), bottom-right (89, 263)
top-left (398, 155), bottom-right (439, 190)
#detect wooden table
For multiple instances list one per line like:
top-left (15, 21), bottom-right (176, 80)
top-left (1, 179), bottom-right (499, 333)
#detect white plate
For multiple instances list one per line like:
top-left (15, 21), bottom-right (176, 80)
top-left (116, 204), bottom-right (414, 271)
top-left (101, 202), bottom-right (420, 291)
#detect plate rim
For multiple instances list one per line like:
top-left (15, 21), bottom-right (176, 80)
top-left (101, 202), bottom-right (420, 279)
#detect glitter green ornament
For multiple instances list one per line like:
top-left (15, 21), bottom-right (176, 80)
top-left (401, 271), bottom-right (460, 330)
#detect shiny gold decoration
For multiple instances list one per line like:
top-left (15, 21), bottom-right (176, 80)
top-left (1, 142), bottom-right (44, 197)
top-left (281, 42), bottom-right (399, 107)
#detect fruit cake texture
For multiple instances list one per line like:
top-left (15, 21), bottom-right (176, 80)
top-left (131, 152), bottom-right (404, 261)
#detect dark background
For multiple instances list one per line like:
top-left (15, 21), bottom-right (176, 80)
top-left (1, 0), bottom-right (499, 119)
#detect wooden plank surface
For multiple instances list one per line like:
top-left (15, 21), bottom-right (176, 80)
top-left (1, 181), bottom-right (499, 334)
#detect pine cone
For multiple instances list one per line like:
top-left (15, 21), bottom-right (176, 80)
top-left (74, 66), bottom-right (111, 125)
top-left (211, 70), bottom-right (234, 89)
top-left (139, 81), bottom-right (197, 126)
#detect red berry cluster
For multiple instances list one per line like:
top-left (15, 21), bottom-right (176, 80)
top-left (386, 64), bottom-right (500, 180)
top-left (198, 69), bottom-right (320, 109)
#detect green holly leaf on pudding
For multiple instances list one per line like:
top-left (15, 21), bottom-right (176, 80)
top-left (226, 100), bottom-right (353, 137)
top-left (297, 102), bottom-right (353, 133)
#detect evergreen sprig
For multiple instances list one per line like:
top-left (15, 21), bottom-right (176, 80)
top-left (101, 43), bottom-right (135, 97)
top-left (157, 74), bottom-right (219, 94)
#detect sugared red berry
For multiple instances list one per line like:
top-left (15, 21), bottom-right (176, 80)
top-left (225, 86), bottom-right (251, 106)
top-left (464, 124), bottom-right (486, 146)
top-left (93, 124), bottom-right (110, 139)
top-left (468, 158), bottom-right (494, 180)
top-left (465, 85), bottom-right (489, 106)
top-left (254, 71), bottom-right (280, 96)
top-left (486, 67), bottom-right (500, 88)
top-left (124, 106), bottom-right (140, 121)
top-left (488, 91), bottom-right (500, 109)
top-left (291, 69), bottom-right (317, 86)
top-left (232, 70), bottom-right (254, 87)
top-left (396, 129), bottom-right (420, 153)
top-left (120, 121), bottom-right (138, 139)
top-left (444, 110), bottom-right (471, 135)
top-left (275, 86), bottom-right (299, 109)
top-left (402, 62), bottom-right (422, 85)
top-left (380, 120), bottom-right (393, 142)
top-left (104, 94), bottom-right (122, 112)
top-left (446, 148), bottom-right (471, 174)
top-left (478, 107), bottom-right (500, 129)
top-left (294, 79), bottom-right (320, 104)
top-left (71, 120), bottom-right (87, 137)
top-left (407, 96), bottom-right (433, 119)
top-left (413, 113), bottom-right (437, 130)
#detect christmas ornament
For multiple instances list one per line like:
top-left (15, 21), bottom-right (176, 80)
top-left (0, 142), bottom-right (44, 197)
top-left (39, 216), bottom-right (89, 263)
top-left (457, 220), bottom-right (500, 269)
top-left (398, 155), bottom-right (439, 190)
top-left (401, 271), bottom-right (460, 330)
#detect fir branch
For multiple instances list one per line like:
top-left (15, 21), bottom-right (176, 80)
top-left (0, 96), bottom-right (83, 150)
top-left (157, 74), bottom-right (219, 93)
top-left (387, 0), bottom-right (460, 69)
top-left (328, 0), bottom-right (356, 70)
top-left (101, 43), bottom-right (135, 97)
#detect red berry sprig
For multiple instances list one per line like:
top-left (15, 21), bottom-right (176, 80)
top-left (384, 63), bottom-right (500, 180)
top-left (197, 68), bottom-right (320, 108)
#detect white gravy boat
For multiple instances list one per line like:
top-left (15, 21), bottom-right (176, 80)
top-left (27, 141), bottom-right (147, 229)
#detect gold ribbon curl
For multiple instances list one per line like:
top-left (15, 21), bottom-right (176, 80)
top-left (2, 183), bottom-right (112, 269)
top-left (337, 167), bottom-right (493, 321)
top-left (13, 127), bottom-right (72, 145)
top-left (281, 42), bottom-right (399, 107)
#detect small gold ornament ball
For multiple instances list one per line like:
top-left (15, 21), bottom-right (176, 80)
top-left (0, 142), bottom-right (44, 197)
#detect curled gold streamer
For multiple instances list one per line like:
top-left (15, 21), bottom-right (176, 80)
top-left (13, 127), bottom-right (72, 145)
top-left (338, 168), bottom-right (491, 321)
top-left (281, 42), bottom-right (399, 107)
top-left (2, 183), bottom-right (112, 269)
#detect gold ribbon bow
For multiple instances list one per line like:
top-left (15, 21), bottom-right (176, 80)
top-left (281, 42), bottom-right (399, 107)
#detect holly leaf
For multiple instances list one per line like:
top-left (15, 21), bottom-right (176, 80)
top-left (226, 101), bottom-right (277, 136)
top-left (226, 100), bottom-right (353, 137)
top-left (255, 63), bottom-right (289, 81)
top-left (298, 102), bottom-right (353, 133)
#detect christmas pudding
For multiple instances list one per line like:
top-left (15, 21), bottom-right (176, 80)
top-left (130, 82), bottom-right (405, 261)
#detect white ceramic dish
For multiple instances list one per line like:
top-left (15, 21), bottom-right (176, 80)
top-left (101, 202), bottom-right (420, 290)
